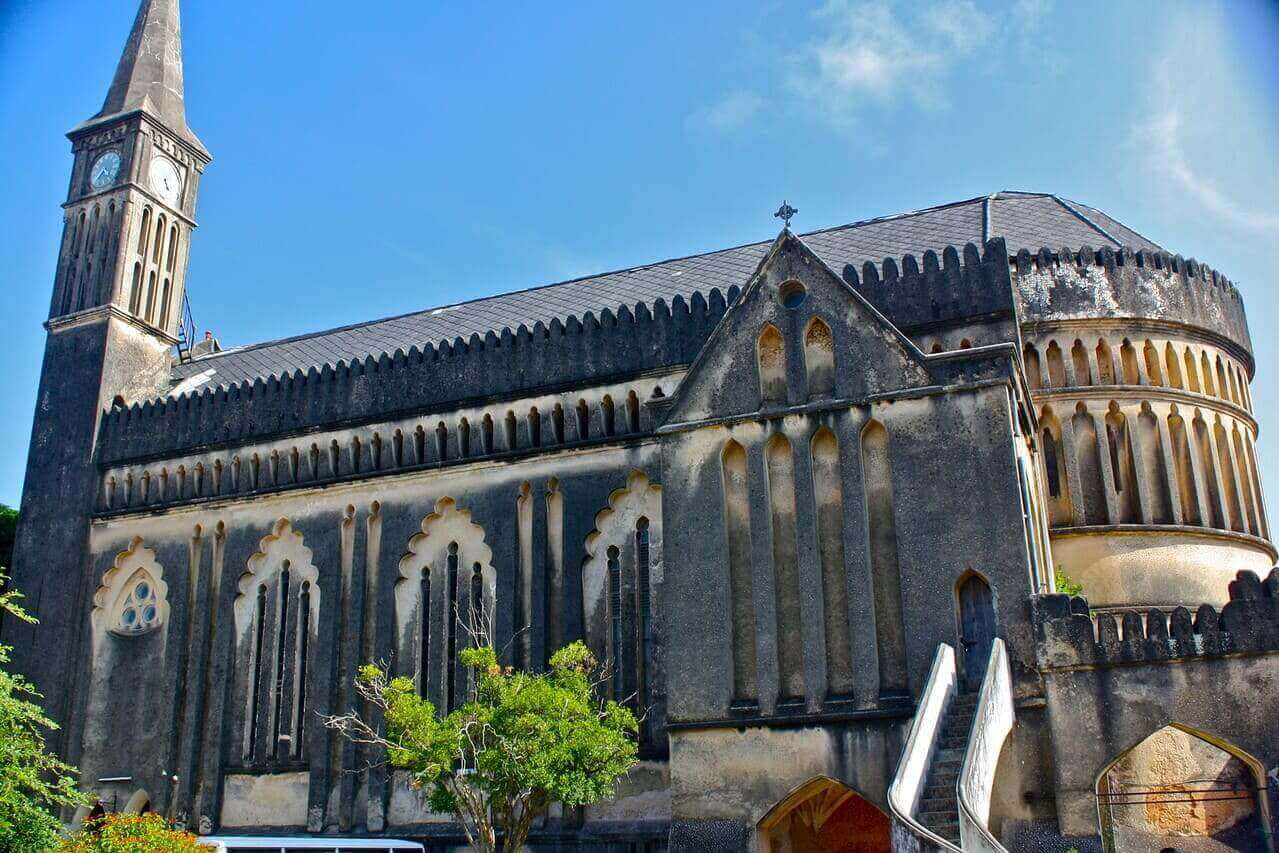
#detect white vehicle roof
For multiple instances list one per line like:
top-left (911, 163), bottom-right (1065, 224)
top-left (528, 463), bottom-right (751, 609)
top-left (197, 837), bottom-right (423, 851)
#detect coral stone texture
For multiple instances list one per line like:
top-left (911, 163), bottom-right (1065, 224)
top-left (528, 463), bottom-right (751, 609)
top-left (6, 2), bottom-right (1279, 851)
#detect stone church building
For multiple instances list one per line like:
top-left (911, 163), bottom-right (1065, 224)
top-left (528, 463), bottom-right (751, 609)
top-left (8, 1), bottom-right (1279, 850)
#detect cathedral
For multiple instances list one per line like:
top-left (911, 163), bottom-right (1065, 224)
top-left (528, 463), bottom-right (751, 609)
top-left (7, 1), bottom-right (1279, 851)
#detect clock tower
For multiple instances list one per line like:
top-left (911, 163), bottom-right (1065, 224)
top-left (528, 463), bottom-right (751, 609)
top-left (54, 0), bottom-right (209, 333)
top-left (3, 0), bottom-right (210, 748)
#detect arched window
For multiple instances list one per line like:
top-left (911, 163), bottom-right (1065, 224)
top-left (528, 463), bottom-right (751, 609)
top-left (1046, 341), bottom-right (1066, 387)
top-left (722, 441), bottom-right (757, 704)
top-left (503, 411), bottom-right (517, 451)
top-left (144, 271), bottom-right (157, 322)
top-left (601, 395), bottom-right (616, 437)
top-left (1073, 404), bottom-right (1107, 525)
top-left (1168, 406), bottom-right (1200, 525)
top-left (607, 545), bottom-right (625, 703)
top-left (576, 399), bottom-right (590, 440)
top-left (235, 520), bottom-right (321, 764)
top-left (522, 408), bottom-right (537, 448)
top-left (1071, 339), bottom-right (1091, 386)
top-left (626, 390), bottom-right (641, 433)
top-left (419, 568), bottom-right (431, 697)
top-left (811, 428), bottom-right (852, 697)
top-left (1200, 351), bottom-right (1216, 396)
top-left (152, 215), bottom-right (165, 264)
top-left (482, 413), bottom-right (495, 453)
top-left (1023, 343), bottom-right (1042, 389)
top-left (395, 499), bottom-right (496, 710)
top-left (766, 433), bottom-right (803, 704)
top-left (1120, 339), bottom-right (1140, 385)
top-left (432, 421), bottom-right (446, 461)
top-left (137, 207), bottom-right (151, 257)
top-left (862, 420), bottom-right (907, 696)
top-left (128, 262), bottom-right (143, 314)
top-left (552, 403), bottom-right (566, 443)
top-left (1165, 342), bottom-right (1183, 389)
top-left (1096, 339), bottom-right (1115, 385)
top-left (804, 317), bottom-right (836, 398)
top-left (458, 418), bottom-right (471, 457)
top-left (157, 278), bottom-right (172, 329)
top-left (1184, 348), bottom-right (1201, 392)
top-left (581, 472), bottom-right (662, 742)
top-left (1143, 340), bottom-right (1161, 386)
top-left (166, 225), bottom-right (179, 271)
top-left (757, 324), bottom-right (786, 405)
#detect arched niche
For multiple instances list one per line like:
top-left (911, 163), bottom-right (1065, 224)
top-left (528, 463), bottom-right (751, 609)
top-left (1095, 723), bottom-right (1274, 853)
top-left (757, 775), bottom-right (891, 853)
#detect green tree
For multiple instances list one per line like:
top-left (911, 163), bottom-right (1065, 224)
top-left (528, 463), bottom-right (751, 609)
top-left (326, 641), bottom-right (638, 853)
top-left (61, 812), bottom-right (202, 852)
top-left (0, 504), bottom-right (16, 575)
top-left (0, 573), bottom-right (89, 851)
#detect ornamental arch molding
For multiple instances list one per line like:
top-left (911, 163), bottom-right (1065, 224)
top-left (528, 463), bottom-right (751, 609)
top-left (581, 469), bottom-right (662, 722)
top-left (394, 497), bottom-right (496, 704)
top-left (91, 536), bottom-right (169, 647)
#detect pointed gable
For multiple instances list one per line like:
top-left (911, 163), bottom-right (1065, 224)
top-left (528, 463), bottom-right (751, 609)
top-left (663, 230), bottom-right (932, 426)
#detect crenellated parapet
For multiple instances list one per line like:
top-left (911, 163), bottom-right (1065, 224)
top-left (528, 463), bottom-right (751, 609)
top-left (1013, 246), bottom-right (1252, 365)
top-left (841, 238), bottom-right (1016, 335)
top-left (98, 289), bottom-right (737, 464)
top-left (1034, 568), bottom-right (1279, 669)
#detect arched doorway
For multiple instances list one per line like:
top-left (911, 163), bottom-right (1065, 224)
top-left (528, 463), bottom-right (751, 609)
top-left (758, 776), bottom-right (892, 853)
top-left (1096, 724), bottom-right (1274, 852)
top-left (957, 573), bottom-right (996, 691)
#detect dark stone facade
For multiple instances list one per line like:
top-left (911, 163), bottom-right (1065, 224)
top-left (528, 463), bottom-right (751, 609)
top-left (8, 2), bottom-right (1279, 851)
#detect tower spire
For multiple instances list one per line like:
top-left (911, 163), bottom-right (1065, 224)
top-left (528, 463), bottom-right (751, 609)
top-left (80, 0), bottom-right (206, 155)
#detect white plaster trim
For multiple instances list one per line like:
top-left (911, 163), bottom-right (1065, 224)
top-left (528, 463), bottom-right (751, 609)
top-left (91, 536), bottom-right (169, 645)
top-left (957, 638), bottom-right (1014, 853)
top-left (887, 643), bottom-right (962, 852)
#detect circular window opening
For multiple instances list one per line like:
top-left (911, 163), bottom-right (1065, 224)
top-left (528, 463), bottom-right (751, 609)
top-left (779, 280), bottom-right (807, 309)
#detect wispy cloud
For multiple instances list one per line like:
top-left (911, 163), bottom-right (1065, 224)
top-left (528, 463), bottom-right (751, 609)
top-left (1134, 10), bottom-right (1279, 233)
top-left (688, 90), bottom-right (766, 132)
top-left (691, 0), bottom-right (1051, 132)
top-left (798, 0), bottom-right (992, 112)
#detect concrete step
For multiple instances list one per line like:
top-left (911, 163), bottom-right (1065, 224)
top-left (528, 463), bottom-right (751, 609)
top-left (940, 734), bottom-right (968, 750)
top-left (919, 795), bottom-right (955, 814)
top-left (929, 769), bottom-right (959, 788)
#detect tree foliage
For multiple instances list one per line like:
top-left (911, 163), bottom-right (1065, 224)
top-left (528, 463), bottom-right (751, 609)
top-left (0, 573), bottom-right (89, 851)
top-left (326, 641), bottom-right (638, 853)
top-left (61, 813), bottom-right (202, 852)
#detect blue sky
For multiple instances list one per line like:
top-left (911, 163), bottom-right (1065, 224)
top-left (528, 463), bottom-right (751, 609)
top-left (0, 0), bottom-right (1277, 509)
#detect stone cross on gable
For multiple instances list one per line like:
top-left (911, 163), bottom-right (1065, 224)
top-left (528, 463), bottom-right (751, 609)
top-left (774, 200), bottom-right (798, 228)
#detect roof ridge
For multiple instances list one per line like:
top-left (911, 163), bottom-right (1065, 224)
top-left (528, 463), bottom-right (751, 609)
top-left (1050, 195), bottom-right (1124, 247)
top-left (184, 194), bottom-right (995, 367)
top-left (1058, 195), bottom-right (1165, 252)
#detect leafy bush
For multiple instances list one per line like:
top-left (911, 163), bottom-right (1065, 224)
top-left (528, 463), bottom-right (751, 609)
top-left (0, 573), bottom-right (88, 852)
top-left (62, 812), bottom-right (202, 852)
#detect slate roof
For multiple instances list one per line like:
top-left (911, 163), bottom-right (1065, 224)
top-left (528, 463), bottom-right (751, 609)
top-left (170, 191), bottom-right (1163, 393)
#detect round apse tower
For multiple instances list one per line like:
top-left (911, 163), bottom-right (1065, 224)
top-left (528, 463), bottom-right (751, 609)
top-left (1016, 246), bottom-right (1271, 609)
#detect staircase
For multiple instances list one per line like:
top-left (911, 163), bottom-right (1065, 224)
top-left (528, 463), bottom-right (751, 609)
top-left (916, 691), bottom-right (978, 846)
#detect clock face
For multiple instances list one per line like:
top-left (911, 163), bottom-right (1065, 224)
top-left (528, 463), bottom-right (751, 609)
top-left (149, 156), bottom-right (183, 206)
top-left (89, 150), bottom-right (122, 190)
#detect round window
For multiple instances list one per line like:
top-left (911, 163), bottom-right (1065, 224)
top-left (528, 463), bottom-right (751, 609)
top-left (122, 607), bottom-right (137, 626)
top-left (778, 280), bottom-right (807, 309)
top-left (134, 582), bottom-right (149, 599)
